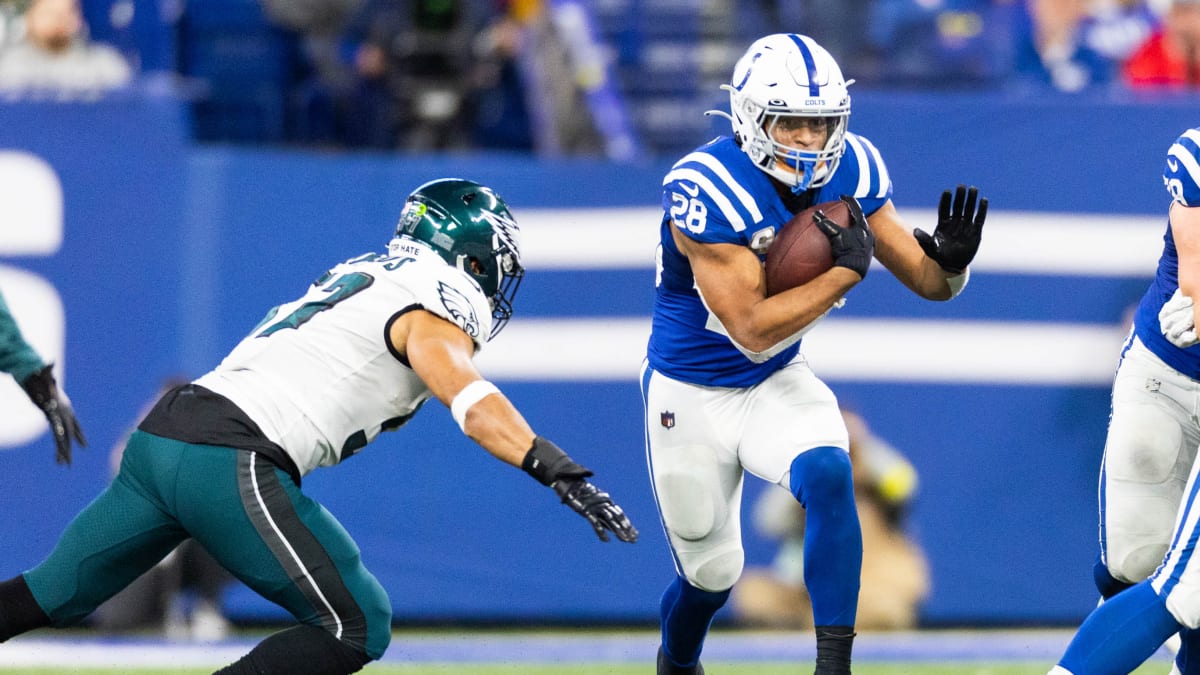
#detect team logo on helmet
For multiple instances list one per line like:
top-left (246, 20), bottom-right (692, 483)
top-left (479, 210), bottom-right (521, 261)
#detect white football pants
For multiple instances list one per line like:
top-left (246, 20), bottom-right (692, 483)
top-left (640, 355), bottom-right (848, 593)
top-left (1103, 336), bottom-right (1200, 627)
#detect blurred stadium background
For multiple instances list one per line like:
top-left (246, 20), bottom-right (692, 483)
top-left (0, 0), bottom-right (1198, 668)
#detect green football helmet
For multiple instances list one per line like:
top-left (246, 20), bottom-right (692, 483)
top-left (392, 178), bottom-right (524, 337)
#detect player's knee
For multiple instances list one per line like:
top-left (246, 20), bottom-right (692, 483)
top-left (789, 446), bottom-right (853, 508)
top-left (1160, 586), bottom-right (1200, 629)
top-left (1108, 541), bottom-right (1172, 586)
top-left (354, 583), bottom-right (393, 660)
top-left (1093, 555), bottom-right (1134, 599)
top-left (681, 547), bottom-right (744, 592)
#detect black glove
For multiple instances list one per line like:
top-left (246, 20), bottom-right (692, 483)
top-left (20, 364), bottom-right (86, 465)
top-left (522, 437), bottom-right (639, 543)
top-left (914, 184), bottom-right (987, 273)
top-left (815, 195), bottom-right (875, 280)
top-left (553, 478), bottom-right (639, 543)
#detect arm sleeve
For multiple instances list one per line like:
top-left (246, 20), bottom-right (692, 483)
top-left (0, 289), bottom-right (45, 384)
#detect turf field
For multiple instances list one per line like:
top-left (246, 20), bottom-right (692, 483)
top-left (0, 662), bottom-right (1171, 667)
top-left (0, 627), bottom-right (1173, 674)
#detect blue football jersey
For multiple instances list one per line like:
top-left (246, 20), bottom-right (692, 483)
top-left (647, 133), bottom-right (893, 387)
top-left (1133, 128), bottom-right (1200, 377)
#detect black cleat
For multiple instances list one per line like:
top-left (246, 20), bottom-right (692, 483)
top-left (657, 646), bottom-right (704, 674)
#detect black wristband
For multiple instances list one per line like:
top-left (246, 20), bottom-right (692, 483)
top-left (521, 436), bottom-right (592, 486)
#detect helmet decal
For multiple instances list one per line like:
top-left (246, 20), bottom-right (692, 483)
top-left (787, 33), bottom-right (821, 96)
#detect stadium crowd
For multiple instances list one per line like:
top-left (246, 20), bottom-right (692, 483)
top-left (0, 0), bottom-right (1195, 156)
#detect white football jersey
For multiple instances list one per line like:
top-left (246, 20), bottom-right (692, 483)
top-left (196, 244), bottom-right (493, 476)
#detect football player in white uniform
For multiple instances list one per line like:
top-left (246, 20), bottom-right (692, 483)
top-left (0, 178), bottom-right (637, 674)
top-left (1051, 130), bottom-right (1200, 675)
top-left (643, 33), bottom-right (986, 675)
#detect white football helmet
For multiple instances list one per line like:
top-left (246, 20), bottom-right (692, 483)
top-left (713, 33), bottom-right (851, 192)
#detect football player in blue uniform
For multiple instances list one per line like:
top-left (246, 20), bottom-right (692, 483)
top-left (0, 179), bottom-right (637, 674)
top-left (1051, 130), bottom-right (1200, 675)
top-left (0, 287), bottom-right (84, 464)
top-left (642, 33), bottom-right (987, 675)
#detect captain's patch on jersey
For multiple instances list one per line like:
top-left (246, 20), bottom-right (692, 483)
top-left (438, 280), bottom-right (482, 339)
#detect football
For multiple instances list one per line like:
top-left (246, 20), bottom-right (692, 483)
top-left (764, 199), bottom-right (849, 296)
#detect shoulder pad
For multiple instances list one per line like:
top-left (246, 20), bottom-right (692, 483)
top-left (1166, 128), bottom-right (1200, 207)
top-left (662, 144), bottom-right (769, 242)
top-left (389, 258), bottom-right (493, 349)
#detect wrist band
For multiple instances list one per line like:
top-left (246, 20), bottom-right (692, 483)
top-left (946, 268), bottom-right (970, 298)
top-left (450, 380), bottom-right (500, 431)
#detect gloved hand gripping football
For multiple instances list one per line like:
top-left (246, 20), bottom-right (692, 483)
top-left (522, 437), bottom-right (639, 543)
top-left (815, 195), bottom-right (874, 280)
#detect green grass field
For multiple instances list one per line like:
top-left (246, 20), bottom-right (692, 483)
top-left (0, 627), bottom-right (1174, 674)
top-left (0, 665), bottom-right (1171, 674)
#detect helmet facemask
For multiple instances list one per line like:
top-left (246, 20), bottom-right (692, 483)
top-left (455, 228), bottom-right (524, 338)
top-left (751, 107), bottom-right (848, 191)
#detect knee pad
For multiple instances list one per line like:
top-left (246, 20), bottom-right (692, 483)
top-left (656, 445), bottom-right (727, 541)
top-left (789, 446), bottom-right (853, 508)
top-left (1103, 406), bottom-right (1191, 583)
top-left (679, 544), bottom-right (744, 593)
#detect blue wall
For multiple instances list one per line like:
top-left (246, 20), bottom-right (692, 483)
top-left (0, 90), bottom-right (1196, 627)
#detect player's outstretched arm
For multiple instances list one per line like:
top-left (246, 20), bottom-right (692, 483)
top-left (396, 309), bottom-right (638, 543)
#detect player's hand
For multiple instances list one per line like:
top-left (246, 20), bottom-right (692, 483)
top-left (552, 478), bottom-right (639, 543)
top-left (815, 195), bottom-right (874, 279)
top-left (20, 364), bottom-right (87, 465)
top-left (914, 185), bottom-right (987, 273)
top-left (1160, 288), bottom-right (1200, 348)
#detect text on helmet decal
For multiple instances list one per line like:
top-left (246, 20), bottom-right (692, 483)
top-left (399, 202), bottom-right (426, 233)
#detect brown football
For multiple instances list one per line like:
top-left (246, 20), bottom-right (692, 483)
top-left (764, 199), bottom-right (849, 296)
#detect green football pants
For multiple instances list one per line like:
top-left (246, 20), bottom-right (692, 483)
top-left (23, 431), bottom-right (392, 659)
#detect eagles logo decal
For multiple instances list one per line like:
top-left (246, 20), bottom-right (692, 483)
top-left (437, 280), bottom-right (482, 339)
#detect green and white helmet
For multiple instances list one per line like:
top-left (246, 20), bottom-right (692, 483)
top-left (390, 178), bottom-right (524, 337)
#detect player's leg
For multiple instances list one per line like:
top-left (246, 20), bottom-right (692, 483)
top-left (175, 446), bottom-right (389, 674)
top-left (642, 365), bottom-right (744, 674)
top-left (1056, 410), bottom-right (1200, 675)
top-left (0, 430), bottom-right (189, 639)
top-left (1098, 338), bottom-right (1200, 591)
top-left (1093, 338), bottom-right (1200, 666)
top-left (1051, 580), bottom-right (1179, 675)
top-left (742, 358), bottom-right (858, 675)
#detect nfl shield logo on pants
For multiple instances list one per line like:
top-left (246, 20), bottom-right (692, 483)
top-left (660, 411), bottom-right (675, 429)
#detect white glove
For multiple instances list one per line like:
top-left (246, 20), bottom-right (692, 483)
top-left (1160, 288), bottom-right (1200, 348)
